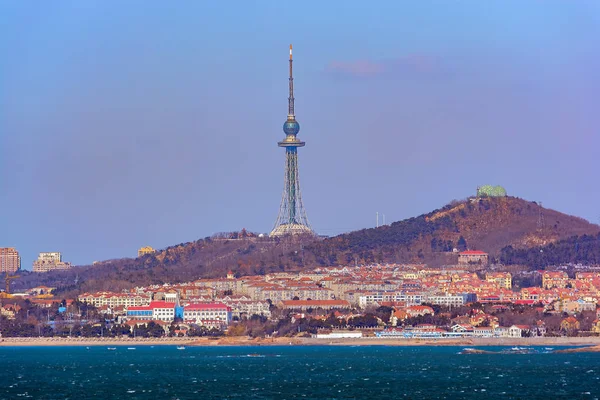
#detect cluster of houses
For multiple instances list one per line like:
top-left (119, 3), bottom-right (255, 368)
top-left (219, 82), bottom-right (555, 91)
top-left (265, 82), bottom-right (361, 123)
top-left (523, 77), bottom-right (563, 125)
top-left (380, 305), bottom-right (548, 339)
top-left (6, 259), bottom-right (600, 337)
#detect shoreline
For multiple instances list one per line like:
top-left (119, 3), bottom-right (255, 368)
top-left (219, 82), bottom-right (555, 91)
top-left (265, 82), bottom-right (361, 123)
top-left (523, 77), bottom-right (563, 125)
top-left (2, 336), bottom-right (600, 348)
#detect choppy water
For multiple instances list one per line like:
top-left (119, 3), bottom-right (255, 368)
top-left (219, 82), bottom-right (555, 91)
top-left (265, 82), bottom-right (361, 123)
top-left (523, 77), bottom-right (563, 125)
top-left (1, 345), bottom-right (599, 399)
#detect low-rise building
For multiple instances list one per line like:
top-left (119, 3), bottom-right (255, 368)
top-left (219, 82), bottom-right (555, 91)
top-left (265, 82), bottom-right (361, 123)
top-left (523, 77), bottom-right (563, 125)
top-left (79, 292), bottom-right (151, 309)
top-left (486, 272), bottom-right (512, 290)
top-left (458, 250), bottom-right (488, 266)
top-left (560, 316), bottom-right (580, 333)
top-left (425, 293), bottom-right (476, 306)
top-left (126, 301), bottom-right (176, 323)
top-left (354, 291), bottom-right (423, 308)
top-left (183, 303), bottom-right (231, 328)
top-left (278, 300), bottom-right (351, 311)
top-left (542, 271), bottom-right (569, 289)
top-left (405, 305), bottom-right (434, 317)
top-left (508, 325), bottom-right (530, 337)
top-left (314, 331), bottom-right (362, 339)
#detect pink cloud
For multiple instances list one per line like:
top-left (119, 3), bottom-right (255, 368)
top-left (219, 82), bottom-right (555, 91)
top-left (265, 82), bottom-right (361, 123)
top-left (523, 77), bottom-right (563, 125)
top-left (327, 60), bottom-right (386, 77)
top-left (326, 54), bottom-right (445, 78)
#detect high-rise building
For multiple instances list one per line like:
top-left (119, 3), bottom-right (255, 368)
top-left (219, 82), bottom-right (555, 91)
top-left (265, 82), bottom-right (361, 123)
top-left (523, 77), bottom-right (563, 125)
top-left (32, 252), bottom-right (72, 273)
top-left (0, 248), bottom-right (21, 273)
top-left (38, 252), bottom-right (62, 263)
top-left (270, 45), bottom-right (314, 237)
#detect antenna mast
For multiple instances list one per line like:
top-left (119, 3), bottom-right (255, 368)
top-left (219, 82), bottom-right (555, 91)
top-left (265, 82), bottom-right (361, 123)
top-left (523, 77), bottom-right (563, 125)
top-left (537, 202), bottom-right (546, 230)
top-left (288, 44), bottom-right (294, 118)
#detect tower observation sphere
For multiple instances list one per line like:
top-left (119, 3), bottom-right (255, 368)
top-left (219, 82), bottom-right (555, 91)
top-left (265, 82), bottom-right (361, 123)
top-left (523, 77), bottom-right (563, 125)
top-left (283, 120), bottom-right (300, 136)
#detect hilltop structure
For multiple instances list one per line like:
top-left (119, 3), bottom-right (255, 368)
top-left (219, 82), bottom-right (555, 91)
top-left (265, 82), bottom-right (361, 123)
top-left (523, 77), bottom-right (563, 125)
top-left (32, 252), bottom-right (72, 273)
top-left (137, 246), bottom-right (156, 257)
top-left (271, 45), bottom-right (314, 237)
top-left (477, 185), bottom-right (507, 198)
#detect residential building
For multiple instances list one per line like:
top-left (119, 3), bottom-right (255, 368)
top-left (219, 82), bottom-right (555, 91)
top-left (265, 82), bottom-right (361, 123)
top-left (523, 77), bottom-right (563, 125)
top-left (424, 293), bottom-right (476, 306)
top-left (0, 248), bottom-right (21, 273)
top-left (486, 272), bottom-right (512, 290)
top-left (277, 300), bottom-right (351, 310)
top-left (183, 303), bottom-right (232, 328)
top-left (405, 305), bottom-right (435, 317)
top-left (79, 292), bottom-right (151, 309)
top-left (591, 319), bottom-right (600, 334)
top-left (508, 325), bottom-right (530, 337)
top-left (126, 301), bottom-right (176, 323)
top-left (560, 316), bottom-right (580, 333)
top-left (32, 252), bottom-right (72, 273)
top-left (542, 271), bottom-right (569, 289)
top-left (126, 305), bottom-right (153, 321)
top-left (212, 296), bottom-right (271, 319)
top-left (458, 250), bottom-right (489, 266)
top-left (354, 291), bottom-right (422, 308)
top-left (28, 286), bottom-right (55, 295)
top-left (37, 252), bottom-right (61, 263)
top-left (150, 301), bottom-right (176, 322)
top-left (473, 326), bottom-right (495, 337)
top-left (558, 299), bottom-right (596, 314)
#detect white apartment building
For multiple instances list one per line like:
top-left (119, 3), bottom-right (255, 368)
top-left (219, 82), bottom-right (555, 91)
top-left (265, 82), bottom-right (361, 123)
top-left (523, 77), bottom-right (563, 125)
top-left (79, 292), bottom-right (151, 308)
top-left (183, 303), bottom-right (232, 327)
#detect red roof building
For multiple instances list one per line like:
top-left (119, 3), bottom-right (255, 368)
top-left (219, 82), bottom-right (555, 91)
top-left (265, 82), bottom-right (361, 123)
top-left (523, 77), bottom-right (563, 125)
top-left (458, 251), bottom-right (489, 266)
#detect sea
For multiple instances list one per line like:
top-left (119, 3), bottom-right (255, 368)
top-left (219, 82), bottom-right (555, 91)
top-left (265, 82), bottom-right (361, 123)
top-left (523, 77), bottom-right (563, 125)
top-left (1, 345), bottom-right (599, 399)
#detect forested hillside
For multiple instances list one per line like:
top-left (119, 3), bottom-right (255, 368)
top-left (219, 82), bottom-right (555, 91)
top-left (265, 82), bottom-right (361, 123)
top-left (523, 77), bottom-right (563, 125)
top-left (500, 233), bottom-right (600, 268)
top-left (307, 197), bottom-right (599, 265)
top-left (12, 196), bottom-right (599, 295)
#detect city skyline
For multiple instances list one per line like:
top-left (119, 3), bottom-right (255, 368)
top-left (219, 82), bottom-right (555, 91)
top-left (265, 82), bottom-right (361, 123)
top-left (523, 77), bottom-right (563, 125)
top-left (1, 2), bottom-right (600, 268)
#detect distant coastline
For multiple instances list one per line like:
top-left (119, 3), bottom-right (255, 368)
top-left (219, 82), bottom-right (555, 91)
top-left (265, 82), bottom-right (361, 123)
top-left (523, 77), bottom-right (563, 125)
top-left (2, 336), bottom-right (600, 349)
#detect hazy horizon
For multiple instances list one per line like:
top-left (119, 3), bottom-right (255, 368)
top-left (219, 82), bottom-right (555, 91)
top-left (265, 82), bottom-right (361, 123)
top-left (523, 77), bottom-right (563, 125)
top-left (2, 2), bottom-right (599, 269)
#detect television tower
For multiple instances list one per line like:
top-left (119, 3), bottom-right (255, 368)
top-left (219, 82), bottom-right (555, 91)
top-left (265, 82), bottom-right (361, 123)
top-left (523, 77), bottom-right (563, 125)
top-left (270, 45), bottom-right (314, 237)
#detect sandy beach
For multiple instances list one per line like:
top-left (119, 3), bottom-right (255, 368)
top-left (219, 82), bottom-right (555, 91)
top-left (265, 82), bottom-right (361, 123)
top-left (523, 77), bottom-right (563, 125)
top-left (2, 336), bottom-right (600, 348)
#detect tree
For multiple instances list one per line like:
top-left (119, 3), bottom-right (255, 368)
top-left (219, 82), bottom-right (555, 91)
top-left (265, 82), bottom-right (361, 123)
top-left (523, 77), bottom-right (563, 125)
top-left (227, 323), bottom-right (246, 337)
top-left (146, 321), bottom-right (165, 338)
top-left (110, 324), bottom-right (131, 337)
top-left (457, 236), bottom-right (468, 251)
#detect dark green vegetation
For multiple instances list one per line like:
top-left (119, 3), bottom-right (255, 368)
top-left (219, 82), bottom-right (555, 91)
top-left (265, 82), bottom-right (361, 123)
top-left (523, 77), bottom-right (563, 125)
top-left (12, 197), bottom-right (599, 295)
top-left (500, 233), bottom-right (600, 268)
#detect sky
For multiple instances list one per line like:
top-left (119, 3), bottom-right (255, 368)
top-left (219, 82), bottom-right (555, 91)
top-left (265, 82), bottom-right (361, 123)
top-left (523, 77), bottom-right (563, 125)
top-left (1, 1), bottom-right (599, 269)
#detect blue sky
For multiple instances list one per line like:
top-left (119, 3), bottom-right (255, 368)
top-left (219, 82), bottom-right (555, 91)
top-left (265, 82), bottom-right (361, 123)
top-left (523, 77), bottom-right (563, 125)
top-left (1, 1), bottom-right (599, 269)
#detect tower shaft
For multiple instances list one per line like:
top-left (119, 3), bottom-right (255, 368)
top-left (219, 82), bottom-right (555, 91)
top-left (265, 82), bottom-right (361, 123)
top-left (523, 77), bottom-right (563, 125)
top-left (270, 45), bottom-right (313, 237)
top-left (287, 148), bottom-right (298, 223)
top-left (274, 147), bottom-right (310, 227)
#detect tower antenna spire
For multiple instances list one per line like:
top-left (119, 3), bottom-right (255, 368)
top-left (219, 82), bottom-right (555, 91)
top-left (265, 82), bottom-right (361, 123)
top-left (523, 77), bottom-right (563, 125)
top-left (288, 44), bottom-right (294, 118)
